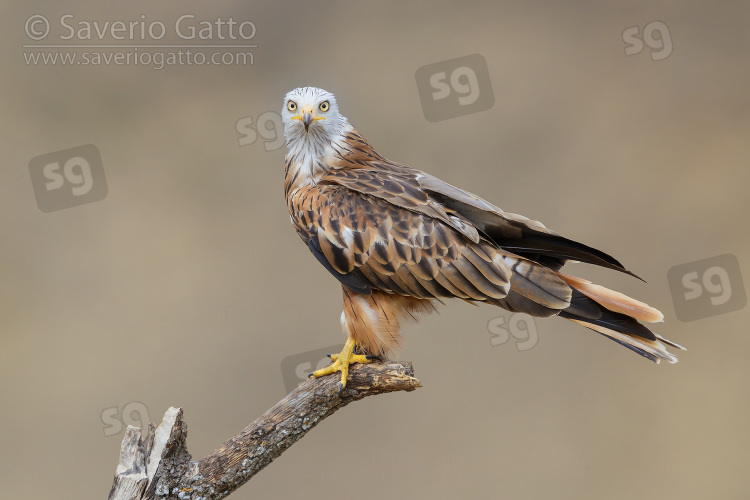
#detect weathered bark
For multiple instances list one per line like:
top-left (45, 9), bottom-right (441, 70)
top-left (108, 360), bottom-right (421, 500)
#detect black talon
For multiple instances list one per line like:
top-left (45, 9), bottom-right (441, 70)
top-left (336, 382), bottom-right (344, 392)
top-left (365, 355), bottom-right (381, 361)
top-left (326, 354), bottom-right (333, 359)
top-left (308, 372), bottom-right (314, 378)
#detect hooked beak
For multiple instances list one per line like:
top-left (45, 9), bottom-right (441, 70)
top-left (291, 104), bottom-right (325, 132)
top-left (303, 106), bottom-right (313, 131)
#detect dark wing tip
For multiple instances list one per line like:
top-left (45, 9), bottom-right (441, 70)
top-left (490, 226), bottom-right (645, 281)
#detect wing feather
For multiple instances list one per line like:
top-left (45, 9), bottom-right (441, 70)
top-left (324, 129), bottom-right (639, 278)
top-left (504, 256), bottom-right (572, 309)
top-left (295, 182), bottom-right (576, 310)
top-left (319, 168), bottom-right (480, 243)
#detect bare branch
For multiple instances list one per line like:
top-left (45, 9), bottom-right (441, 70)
top-left (108, 360), bottom-right (421, 500)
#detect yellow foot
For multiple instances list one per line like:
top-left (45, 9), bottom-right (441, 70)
top-left (309, 338), bottom-right (379, 390)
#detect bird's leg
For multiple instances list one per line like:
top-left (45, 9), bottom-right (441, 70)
top-left (309, 337), bottom-right (378, 390)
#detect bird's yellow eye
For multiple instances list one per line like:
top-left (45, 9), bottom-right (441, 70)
top-left (319, 101), bottom-right (329, 112)
top-left (287, 101), bottom-right (297, 112)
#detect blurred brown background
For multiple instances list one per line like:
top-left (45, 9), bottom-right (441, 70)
top-left (2, 1), bottom-right (749, 499)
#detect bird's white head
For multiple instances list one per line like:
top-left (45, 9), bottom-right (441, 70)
top-left (281, 87), bottom-right (347, 154)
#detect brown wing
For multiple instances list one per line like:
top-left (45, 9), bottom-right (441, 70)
top-left (292, 184), bottom-right (572, 313)
top-left (325, 127), bottom-right (638, 277)
top-left (319, 167), bottom-right (481, 244)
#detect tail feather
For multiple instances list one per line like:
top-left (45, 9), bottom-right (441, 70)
top-left (560, 290), bottom-right (657, 340)
top-left (558, 272), bottom-right (664, 323)
top-left (557, 272), bottom-right (685, 363)
top-left (565, 318), bottom-right (678, 364)
top-left (655, 334), bottom-right (686, 351)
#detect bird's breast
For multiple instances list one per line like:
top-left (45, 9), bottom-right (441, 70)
top-left (287, 185), bottom-right (325, 244)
